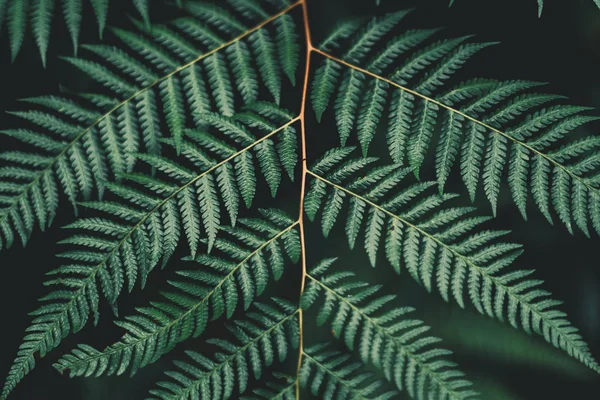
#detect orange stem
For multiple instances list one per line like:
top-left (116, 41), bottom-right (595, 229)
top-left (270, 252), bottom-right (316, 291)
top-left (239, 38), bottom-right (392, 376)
top-left (296, 0), bottom-right (314, 396)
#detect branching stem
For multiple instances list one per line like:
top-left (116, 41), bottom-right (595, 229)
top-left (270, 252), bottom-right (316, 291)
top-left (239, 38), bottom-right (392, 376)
top-left (312, 47), bottom-right (599, 196)
top-left (306, 169), bottom-right (590, 363)
top-left (295, 0), bottom-right (314, 397)
top-left (0, 0), bottom-right (305, 236)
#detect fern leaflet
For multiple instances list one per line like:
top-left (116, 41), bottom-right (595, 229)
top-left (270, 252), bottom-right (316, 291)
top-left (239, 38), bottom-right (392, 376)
top-left (299, 343), bottom-right (399, 399)
top-left (54, 211), bottom-right (300, 377)
top-left (311, 13), bottom-right (600, 235)
top-left (148, 298), bottom-right (299, 400)
top-left (304, 147), bottom-right (600, 373)
top-left (2, 106), bottom-right (299, 399)
top-left (0, 0), bottom-right (300, 254)
top-left (2, 1), bottom-right (599, 398)
top-left (1, 0), bottom-right (152, 64)
top-left (301, 257), bottom-right (477, 400)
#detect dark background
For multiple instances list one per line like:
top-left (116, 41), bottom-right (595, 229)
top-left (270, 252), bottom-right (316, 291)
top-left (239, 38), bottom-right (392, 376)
top-left (0, 0), bottom-right (599, 398)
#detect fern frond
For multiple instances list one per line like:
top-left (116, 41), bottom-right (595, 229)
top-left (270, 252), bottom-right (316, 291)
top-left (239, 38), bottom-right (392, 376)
top-left (301, 258), bottom-right (477, 400)
top-left (61, 0), bottom-right (82, 54)
top-left (7, 0), bottom-right (28, 62)
top-left (0, 0), bottom-right (301, 254)
top-left (54, 211), bottom-right (300, 377)
top-left (323, 9), bottom-right (415, 143)
top-left (299, 343), bottom-right (399, 399)
top-left (274, 13), bottom-right (300, 86)
top-left (148, 298), bottom-right (299, 400)
top-left (31, 0), bottom-right (54, 66)
top-left (89, 0), bottom-right (108, 36)
top-left (2, 108), bottom-right (299, 400)
top-left (304, 147), bottom-right (600, 373)
top-left (2, 0), bottom-right (157, 63)
top-left (311, 12), bottom-right (600, 236)
top-left (3, 2), bottom-right (599, 399)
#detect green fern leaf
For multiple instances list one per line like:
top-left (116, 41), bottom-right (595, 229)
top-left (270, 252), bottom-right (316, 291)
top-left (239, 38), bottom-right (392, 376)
top-left (409, 100), bottom-right (439, 177)
top-left (368, 28), bottom-right (440, 74)
top-left (197, 174), bottom-right (220, 251)
top-left (300, 343), bottom-right (399, 399)
top-left (3, 3), bottom-right (600, 400)
top-left (357, 79), bottom-right (388, 156)
top-left (344, 10), bottom-right (412, 64)
top-left (460, 122), bottom-right (486, 202)
top-left (311, 13), bottom-right (600, 236)
top-left (228, 0), bottom-right (269, 20)
top-left (160, 76), bottom-right (186, 154)
top-left (301, 258), bottom-right (477, 399)
top-left (1, 105), bottom-right (299, 399)
top-left (436, 112), bottom-right (464, 194)
top-left (133, 0), bottom-right (150, 28)
top-left (387, 89), bottom-right (414, 164)
top-left (89, 0), bottom-right (108, 38)
top-left (31, 0), bottom-right (54, 66)
top-left (54, 215), bottom-right (300, 377)
top-left (482, 134), bottom-right (508, 216)
top-left (274, 14), bottom-right (300, 86)
top-left (311, 59), bottom-right (341, 122)
top-left (0, 0), bottom-right (159, 62)
top-left (508, 145), bottom-right (530, 220)
top-left (8, 0), bottom-right (28, 62)
top-left (250, 28), bottom-right (282, 104)
top-left (0, 2), bottom-right (299, 254)
top-left (148, 298), bottom-right (299, 399)
top-left (227, 41), bottom-right (260, 104)
top-left (277, 126), bottom-right (298, 181)
top-left (205, 52), bottom-right (236, 116)
top-left (216, 163), bottom-right (240, 225)
top-left (335, 69), bottom-right (365, 145)
top-left (320, 19), bottom-right (364, 52)
top-left (138, 22), bottom-right (202, 62)
top-left (183, 2), bottom-right (247, 35)
top-left (61, 0), bottom-right (82, 54)
top-left (181, 64), bottom-right (211, 128)
top-left (306, 147), bottom-right (600, 373)
top-left (179, 184), bottom-right (201, 257)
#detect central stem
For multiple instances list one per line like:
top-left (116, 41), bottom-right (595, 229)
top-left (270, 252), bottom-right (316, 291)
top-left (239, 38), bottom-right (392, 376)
top-left (296, 0), bottom-right (314, 397)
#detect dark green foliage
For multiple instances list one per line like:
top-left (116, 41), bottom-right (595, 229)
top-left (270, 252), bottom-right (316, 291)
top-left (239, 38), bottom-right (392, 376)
top-left (311, 10), bottom-right (600, 235)
top-left (304, 147), bottom-right (599, 373)
top-left (1, 0), bottom-right (599, 399)
top-left (0, 0), bottom-right (299, 255)
top-left (54, 211), bottom-right (301, 377)
top-left (1, 0), bottom-right (152, 64)
top-left (149, 298), bottom-right (299, 399)
top-left (301, 257), bottom-right (477, 399)
top-left (299, 343), bottom-right (399, 399)
top-left (2, 103), bottom-right (299, 399)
